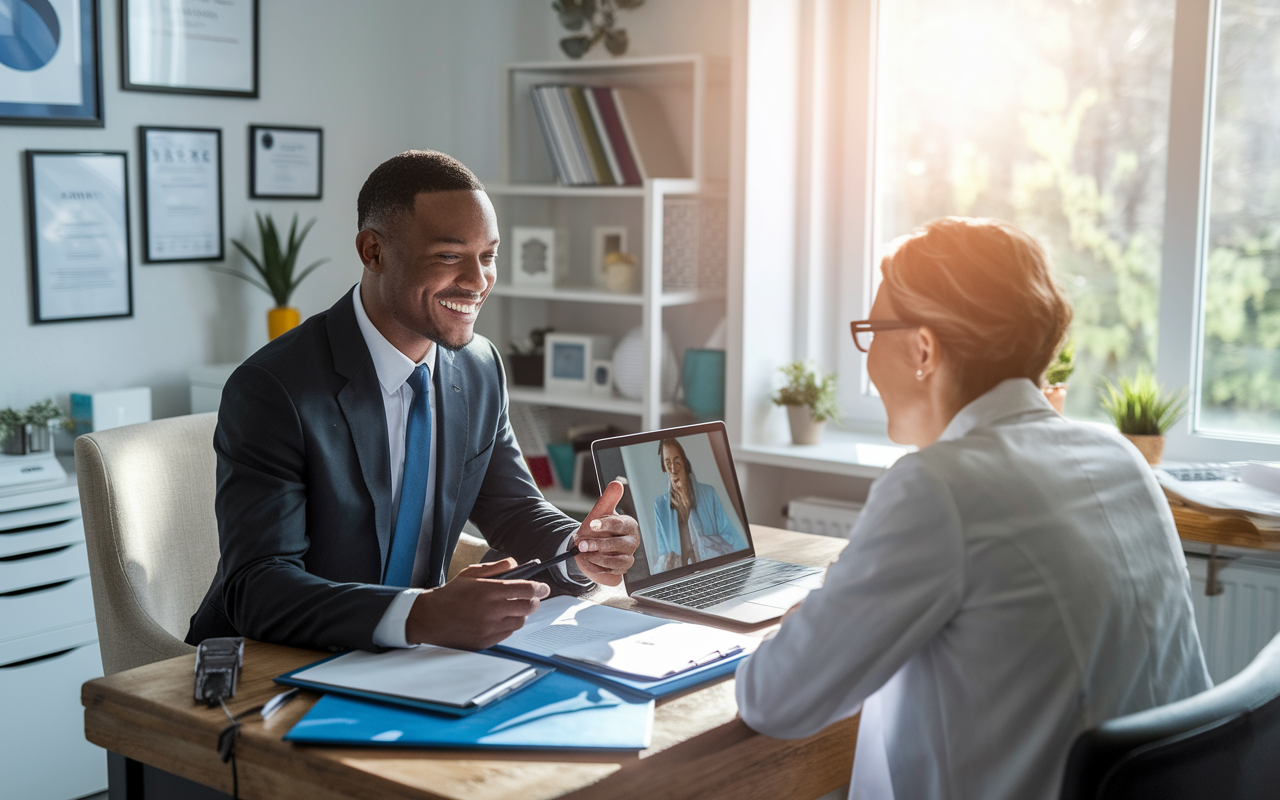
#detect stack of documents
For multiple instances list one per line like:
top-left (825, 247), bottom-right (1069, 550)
top-left (1158, 462), bottom-right (1280, 530)
top-left (285, 670), bottom-right (654, 750)
top-left (493, 596), bottom-right (758, 699)
top-left (276, 646), bottom-right (544, 716)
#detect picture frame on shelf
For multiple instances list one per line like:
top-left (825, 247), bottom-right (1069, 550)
top-left (249, 125), bottom-right (323, 199)
top-left (121, 0), bottom-right (258, 97)
top-left (0, 0), bottom-right (103, 127)
top-left (26, 150), bottom-right (132, 323)
top-left (511, 226), bottom-right (556, 288)
top-left (544, 334), bottom-right (613, 394)
top-left (591, 359), bottom-right (614, 397)
top-left (139, 126), bottom-right (224, 263)
top-left (591, 225), bottom-right (628, 288)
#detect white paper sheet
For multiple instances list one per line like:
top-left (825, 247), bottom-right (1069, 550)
top-left (555, 622), bottom-right (754, 680)
top-left (289, 646), bottom-right (533, 707)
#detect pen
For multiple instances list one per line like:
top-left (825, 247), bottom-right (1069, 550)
top-left (492, 545), bottom-right (582, 580)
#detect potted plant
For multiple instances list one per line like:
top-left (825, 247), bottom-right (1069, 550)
top-left (0, 399), bottom-right (63, 455)
top-left (509, 327), bottom-right (555, 387)
top-left (212, 213), bottom-right (330, 340)
top-left (773, 361), bottom-right (839, 445)
top-left (1100, 371), bottom-right (1186, 466)
top-left (1043, 341), bottom-right (1074, 414)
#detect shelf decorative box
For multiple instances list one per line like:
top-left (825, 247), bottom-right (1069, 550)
top-left (663, 197), bottom-right (728, 290)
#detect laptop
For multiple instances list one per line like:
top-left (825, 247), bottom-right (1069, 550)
top-left (591, 421), bottom-right (824, 624)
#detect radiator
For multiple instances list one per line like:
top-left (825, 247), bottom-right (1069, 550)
top-left (1186, 555), bottom-right (1280, 684)
top-left (784, 496), bottom-right (864, 538)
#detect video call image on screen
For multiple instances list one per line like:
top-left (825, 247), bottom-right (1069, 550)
top-left (595, 432), bottom-right (750, 582)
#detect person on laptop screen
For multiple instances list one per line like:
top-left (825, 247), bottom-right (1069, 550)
top-left (734, 218), bottom-right (1210, 800)
top-left (652, 437), bottom-right (748, 570)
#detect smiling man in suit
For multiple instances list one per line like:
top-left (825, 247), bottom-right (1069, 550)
top-left (186, 150), bottom-right (640, 652)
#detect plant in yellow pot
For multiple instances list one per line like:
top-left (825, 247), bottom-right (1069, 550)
top-left (213, 213), bottom-right (330, 340)
top-left (1099, 371), bottom-right (1186, 466)
top-left (1043, 340), bottom-right (1074, 414)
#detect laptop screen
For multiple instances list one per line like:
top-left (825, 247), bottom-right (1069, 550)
top-left (591, 422), bottom-right (754, 592)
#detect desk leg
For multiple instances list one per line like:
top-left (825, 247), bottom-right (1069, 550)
top-left (107, 751), bottom-right (231, 800)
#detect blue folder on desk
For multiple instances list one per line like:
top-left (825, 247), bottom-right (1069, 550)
top-left (284, 670), bottom-right (654, 750)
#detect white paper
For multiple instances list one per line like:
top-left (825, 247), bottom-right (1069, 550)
top-left (503, 596), bottom-right (756, 679)
top-left (1157, 469), bottom-right (1280, 521)
top-left (1238, 462), bottom-right (1280, 496)
top-left (33, 153), bottom-right (130, 320)
top-left (253, 128), bottom-right (321, 197)
top-left (143, 129), bottom-right (221, 260)
top-left (0, 0), bottom-right (83, 105)
top-left (127, 0), bottom-right (254, 92)
top-left (289, 646), bottom-right (533, 707)
top-left (556, 622), bottom-right (754, 680)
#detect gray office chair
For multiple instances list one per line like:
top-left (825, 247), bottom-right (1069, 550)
top-left (76, 413), bottom-right (222, 675)
top-left (1060, 630), bottom-right (1280, 799)
top-left (77, 412), bottom-right (493, 676)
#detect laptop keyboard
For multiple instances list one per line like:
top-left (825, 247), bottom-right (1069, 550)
top-left (641, 559), bottom-right (817, 610)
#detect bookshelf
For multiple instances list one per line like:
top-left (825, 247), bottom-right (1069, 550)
top-left (481, 55), bottom-right (730, 514)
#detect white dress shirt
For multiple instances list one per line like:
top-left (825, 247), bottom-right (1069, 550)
top-left (735, 378), bottom-right (1211, 800)
top-left (352, 285), bottom-right (440, 648)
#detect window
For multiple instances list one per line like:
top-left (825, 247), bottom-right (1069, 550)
top-left (1199, 0), bottom-right (1280, 439)
top-left (873, 0), bottom-right (1176, 421)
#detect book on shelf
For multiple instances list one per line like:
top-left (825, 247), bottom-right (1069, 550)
top-left (528, 85), bottom-right (685, 187)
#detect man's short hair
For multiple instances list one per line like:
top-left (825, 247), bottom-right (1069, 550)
top-left (357, 150), bottom-right (485, 231)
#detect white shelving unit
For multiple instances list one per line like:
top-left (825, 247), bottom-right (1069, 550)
top-left (484, 55), bottom-right (730, 511)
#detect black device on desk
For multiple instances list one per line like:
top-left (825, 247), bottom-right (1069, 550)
top-left (194, 637), bottom-right (244, 705)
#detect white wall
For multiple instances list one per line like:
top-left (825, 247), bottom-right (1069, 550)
top-left (1, 0), bottom-right (732, 426)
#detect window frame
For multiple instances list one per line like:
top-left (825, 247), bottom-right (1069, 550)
top-left (832, 0), bottom-right (1280, 461)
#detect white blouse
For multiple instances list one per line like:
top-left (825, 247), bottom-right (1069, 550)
top-left (735, 379), bottom-right (1211, 800)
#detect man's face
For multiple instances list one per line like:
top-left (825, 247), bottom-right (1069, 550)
top-left (361, 190), bottom-right (498, 351)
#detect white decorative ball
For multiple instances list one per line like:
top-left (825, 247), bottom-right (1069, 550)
top-left (612, 326), bottom-right (678, 400)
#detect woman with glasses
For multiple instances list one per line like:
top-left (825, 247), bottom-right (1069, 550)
top-left (735, 217), bottom-right (1210, 800)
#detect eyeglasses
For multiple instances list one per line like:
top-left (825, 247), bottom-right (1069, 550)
top-left (850, 319), bottom-right (919, 353)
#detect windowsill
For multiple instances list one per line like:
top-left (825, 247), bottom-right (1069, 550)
top-left (737, 428), bottom-right (913, 479)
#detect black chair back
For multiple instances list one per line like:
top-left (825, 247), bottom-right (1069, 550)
top-left (1060, 630), bottom-right (1280, 800)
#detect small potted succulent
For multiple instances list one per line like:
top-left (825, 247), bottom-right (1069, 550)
top-left (1043, 341), bottom-right (1074, 414)
top-left (1100, 371), bottom-right (1186, 466)
top-left (212, 212), bottom-right (330, 341)
top-left (509, 326), bottom-right (555, 387)
top-left (773, 361), bottom-right (839, 445)
top-left (0, 399), bottom-right (63, 456)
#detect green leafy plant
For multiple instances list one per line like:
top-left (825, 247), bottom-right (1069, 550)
top-left (1100, 371), bottom-right (1187, 436)
top-left (553, 0), bottom-right (645, 59)
top-left (1045, 341), bottom-right (1076, 386)
top-left (213, 213), bottom-right (330, 308)
top-left (0, 399), bottom-right (64, 444)
top-left (773, 361), bottom-right (840, 423)
top-left (510, 326), bottom-right (555, 357)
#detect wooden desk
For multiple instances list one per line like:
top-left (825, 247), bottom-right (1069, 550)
top-left (1169, 498), bottom-right (1280, 552)
top-left (81, 526), bottom-right (855, 800)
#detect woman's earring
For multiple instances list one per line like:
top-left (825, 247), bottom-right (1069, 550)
top-left (916, 369), bottom-right (924, 381)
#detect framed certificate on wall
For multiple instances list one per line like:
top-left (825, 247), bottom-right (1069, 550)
top-left (121, 0), bottom-right (258, 97)
top-left (0, 0), bottom-right (104, 126)
top-left (26, 151), bottom-right (133, 323)
top-left (249, 125), bottom-right (323, 199)
top-left (139, 126), bottom-right (224, 262)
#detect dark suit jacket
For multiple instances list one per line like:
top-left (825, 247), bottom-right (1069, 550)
top-left (186, 289), bottom-right (586, 651)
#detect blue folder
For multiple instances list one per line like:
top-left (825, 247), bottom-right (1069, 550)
top-left (489, 644), bottom-right (747, 701)
top-left (284, 670), bottom-right (654, 750)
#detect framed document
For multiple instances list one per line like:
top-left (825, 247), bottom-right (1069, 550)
top-left (139, 126), bottom-right (224, 263)
top-left (26, 151), bottom-right (132, 323)
top-left (250, 125), bottom-right (323, 199)
top-left (0, 0), bottom-right (104, 126)
top-left (121, 0), bottom-right (257, 97)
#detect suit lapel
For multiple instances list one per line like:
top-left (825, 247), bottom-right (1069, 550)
top-left (328, 291), bottom-right (394, 574)
top-left (430, 346), bottom-right (469, 586)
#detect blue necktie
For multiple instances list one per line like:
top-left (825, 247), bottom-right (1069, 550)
top-left (386, 364), bottom-right (431, 586)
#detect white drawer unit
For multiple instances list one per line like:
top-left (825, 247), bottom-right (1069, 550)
top-left (0, 461), bottom-right (107, 799)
